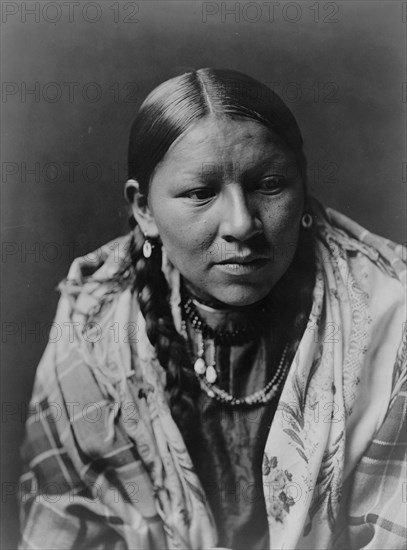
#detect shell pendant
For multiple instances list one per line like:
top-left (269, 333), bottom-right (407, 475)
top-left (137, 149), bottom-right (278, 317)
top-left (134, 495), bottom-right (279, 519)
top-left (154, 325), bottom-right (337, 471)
top-left (143, 239), bottom-right (152, 258)
top-left (194, 357), bottom-right (206, 375)
top-left (205, 365), bottom-right (217, 384)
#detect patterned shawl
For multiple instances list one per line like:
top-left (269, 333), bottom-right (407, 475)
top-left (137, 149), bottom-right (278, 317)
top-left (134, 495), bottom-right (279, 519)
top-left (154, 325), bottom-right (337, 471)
top-left (19, 202), bottom-right (406, 550)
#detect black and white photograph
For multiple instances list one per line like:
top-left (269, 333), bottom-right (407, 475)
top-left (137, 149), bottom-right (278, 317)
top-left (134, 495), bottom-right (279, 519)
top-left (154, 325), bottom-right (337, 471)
top-left (1, 1), bottom-right (406, 549)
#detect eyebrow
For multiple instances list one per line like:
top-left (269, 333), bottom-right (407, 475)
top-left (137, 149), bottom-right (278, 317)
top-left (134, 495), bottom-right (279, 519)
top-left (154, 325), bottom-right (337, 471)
top-left (197, 153), bottom-right (296, 182)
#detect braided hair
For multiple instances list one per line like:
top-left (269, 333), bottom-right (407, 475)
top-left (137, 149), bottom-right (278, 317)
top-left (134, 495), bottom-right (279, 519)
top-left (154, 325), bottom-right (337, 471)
top-left (128, 221), bottom-right (200, 443)
top-left (126, 69), bottom-right (315, 443)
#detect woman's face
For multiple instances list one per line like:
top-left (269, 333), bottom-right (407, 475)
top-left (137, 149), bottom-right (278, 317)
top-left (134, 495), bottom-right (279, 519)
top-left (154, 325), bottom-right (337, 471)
top-left (147, 116), bottom-right (304, 306)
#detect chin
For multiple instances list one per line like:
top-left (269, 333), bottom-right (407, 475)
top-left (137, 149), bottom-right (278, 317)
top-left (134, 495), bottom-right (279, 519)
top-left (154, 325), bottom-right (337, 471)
top-left (212, 285), bottom-right (272, 307)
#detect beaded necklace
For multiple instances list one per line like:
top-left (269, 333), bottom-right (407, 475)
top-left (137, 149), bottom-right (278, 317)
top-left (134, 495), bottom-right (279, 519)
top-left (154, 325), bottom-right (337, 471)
top-left (181, 291), bottom-right (290, 407)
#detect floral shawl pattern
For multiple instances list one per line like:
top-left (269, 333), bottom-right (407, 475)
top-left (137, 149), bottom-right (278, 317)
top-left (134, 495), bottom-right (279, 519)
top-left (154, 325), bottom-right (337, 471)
top-left (19, 202), bottom-right (406, 549)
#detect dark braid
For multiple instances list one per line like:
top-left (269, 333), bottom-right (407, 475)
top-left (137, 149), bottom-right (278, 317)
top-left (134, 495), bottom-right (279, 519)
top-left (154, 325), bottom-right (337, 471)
top-left (128, 221), bottom-right (201, 446)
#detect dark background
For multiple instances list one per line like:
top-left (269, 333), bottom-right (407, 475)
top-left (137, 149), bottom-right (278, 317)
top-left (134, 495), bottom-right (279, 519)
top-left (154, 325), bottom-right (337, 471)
top-left (1, 1), bottom-right (406, 547)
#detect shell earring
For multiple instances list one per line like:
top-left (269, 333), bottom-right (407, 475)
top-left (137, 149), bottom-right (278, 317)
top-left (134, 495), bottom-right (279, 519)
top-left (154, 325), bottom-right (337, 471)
top-left (143, 233), bottom-right (154, 258)
top-left (301, 213), bottom-right (313, 229)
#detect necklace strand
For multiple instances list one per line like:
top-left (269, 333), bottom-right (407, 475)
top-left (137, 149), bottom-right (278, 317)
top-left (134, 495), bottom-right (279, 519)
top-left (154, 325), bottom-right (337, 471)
top-left (182, 297), bottom-right (264, 345)
top-left (197, 344), bottom-right (289, 407)
top-left (181, 296), bottom-right (290, 407)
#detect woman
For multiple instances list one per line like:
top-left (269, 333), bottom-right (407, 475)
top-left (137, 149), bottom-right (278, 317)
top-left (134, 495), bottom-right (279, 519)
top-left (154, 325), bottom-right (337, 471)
top-left (19, 69), bottom-right (406, 550)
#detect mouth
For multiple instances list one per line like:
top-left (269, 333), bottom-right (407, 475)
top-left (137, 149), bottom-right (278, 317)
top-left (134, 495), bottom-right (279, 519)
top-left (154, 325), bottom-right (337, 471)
top-left (215, 257), bottom-right (269, 275)
top-left (217, 255), bottom-right (268, 265)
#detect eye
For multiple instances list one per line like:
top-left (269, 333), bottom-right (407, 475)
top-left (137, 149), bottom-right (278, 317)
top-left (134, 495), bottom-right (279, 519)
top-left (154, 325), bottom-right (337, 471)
top-left (184, 188), bottom-right (216, 201)
top-left (256, 175), bottom-right (286, 193)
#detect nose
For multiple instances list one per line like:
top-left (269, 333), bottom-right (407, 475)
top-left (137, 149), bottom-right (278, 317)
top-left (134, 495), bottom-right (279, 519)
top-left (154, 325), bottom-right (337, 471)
top-left (219, 185), bottom-right (262, 242)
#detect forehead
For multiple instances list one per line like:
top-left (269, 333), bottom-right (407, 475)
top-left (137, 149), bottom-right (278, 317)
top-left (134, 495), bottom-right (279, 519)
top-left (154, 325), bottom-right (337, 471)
top-left (153, 116), bottom-right (293, 176)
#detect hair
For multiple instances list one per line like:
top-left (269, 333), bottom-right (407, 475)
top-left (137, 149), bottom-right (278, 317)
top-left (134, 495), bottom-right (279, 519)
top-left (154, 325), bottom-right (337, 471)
top-left (126, 69), bottom-right (315, 446)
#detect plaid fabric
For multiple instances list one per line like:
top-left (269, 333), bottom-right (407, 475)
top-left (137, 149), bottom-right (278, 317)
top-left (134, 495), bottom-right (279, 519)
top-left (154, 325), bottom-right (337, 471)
top-left (332, 377), bottom-right (407, 549)
top-left (19, 202), bottom-right (406, 550)
top-left (19, 344), bottom-right (166, 550)
top-left (19, 271), bottom-right (217, 550)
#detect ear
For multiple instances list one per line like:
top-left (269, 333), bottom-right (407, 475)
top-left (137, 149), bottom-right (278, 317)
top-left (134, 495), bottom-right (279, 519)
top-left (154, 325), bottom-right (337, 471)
top-left (124, 179), bottom-right (159, 237)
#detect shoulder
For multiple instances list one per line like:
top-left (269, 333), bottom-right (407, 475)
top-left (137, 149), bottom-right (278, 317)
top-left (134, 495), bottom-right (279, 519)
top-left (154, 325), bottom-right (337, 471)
top-left (58, 234), bottom-right (135, 317)
top-left (310, 201), bottom-right (406, 469)
top-left (312, 200), bottom-right (406, 359)
top-left (34, 235), bottom-right (137, 384)
top-left (313, 199), bottom-right (406, 283)
top-left (64, 234), bottom-right (134, 287)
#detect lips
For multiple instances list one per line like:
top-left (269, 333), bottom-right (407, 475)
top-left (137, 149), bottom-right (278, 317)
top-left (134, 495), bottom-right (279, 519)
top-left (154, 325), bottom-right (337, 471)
top-left (215, 256), bottom-right (270, 276)
top-left (216, 255), bottom-right (269, 265)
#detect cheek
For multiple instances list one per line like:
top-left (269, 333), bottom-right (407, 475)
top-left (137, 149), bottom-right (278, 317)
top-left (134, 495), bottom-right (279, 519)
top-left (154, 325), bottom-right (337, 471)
top-left (157, 223), bottom-right (188, 255)
top-left (154, 213), bottom-right (211, 271)
top-left (260, 195), bottom-right (303, 272)
top-left (263, 193), bottom-right (303, 239)
top-left (153, 200), bottom-right (212, 251)
top-left (150, 200), bottom-right (183, 245)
